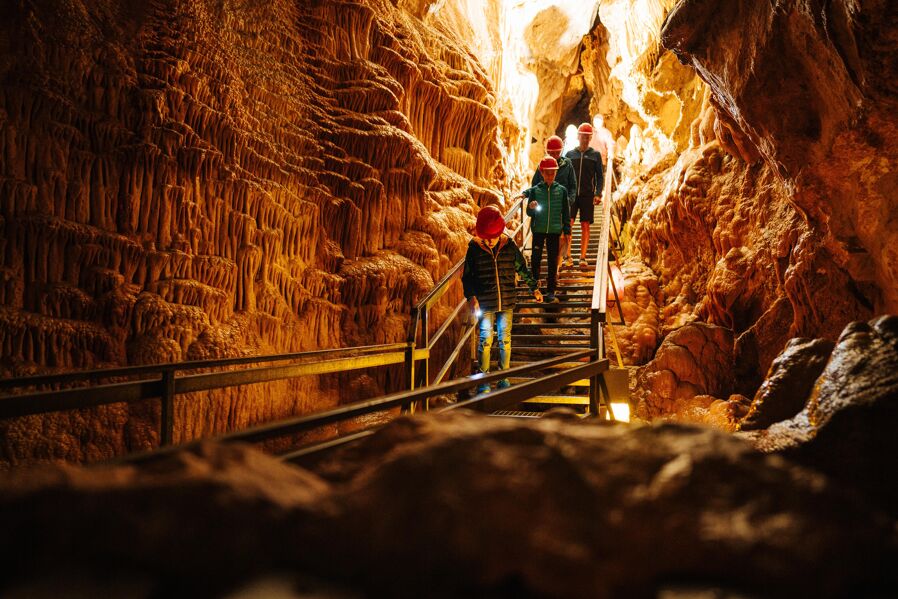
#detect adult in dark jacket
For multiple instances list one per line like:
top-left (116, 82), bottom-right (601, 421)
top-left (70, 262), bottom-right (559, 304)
top-left (532, 135), bottom-right (577, 268)
top-left (463, 206), bottom-right (541, 393)
top-left (566, 122), bottom-right (604, 268)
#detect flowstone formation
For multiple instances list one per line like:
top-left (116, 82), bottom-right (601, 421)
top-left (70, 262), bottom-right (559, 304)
top-left (606, 0), bottom-right (897, 422)
top-left (0, 0), bottom-right (518, 461)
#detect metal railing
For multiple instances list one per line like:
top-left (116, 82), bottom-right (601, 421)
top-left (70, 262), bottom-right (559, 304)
top-left (119, 351), bottom-right (608, 465)
top-left (0, 343), bottom-right (418, 447)
top-left (0, 168), bottom-right (627, 462)
top-left (586, 151), bottom-right (629, 415)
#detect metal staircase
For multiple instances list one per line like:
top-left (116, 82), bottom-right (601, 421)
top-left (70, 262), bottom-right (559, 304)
top-left (495, 220), bottom-right (605, 417)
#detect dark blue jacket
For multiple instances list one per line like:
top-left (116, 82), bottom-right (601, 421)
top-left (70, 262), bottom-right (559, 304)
top-left (566, 147), bottom-right (604, 199)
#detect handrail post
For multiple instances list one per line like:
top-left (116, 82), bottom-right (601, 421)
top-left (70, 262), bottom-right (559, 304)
top-left (160, 370), bottom-right (175, 446)
top-left (589, 309), bottom-right (602, 418)
top-left (405, 344), bottom-right (415, 392)
top-left (421, 308), bottom-right (429, 389)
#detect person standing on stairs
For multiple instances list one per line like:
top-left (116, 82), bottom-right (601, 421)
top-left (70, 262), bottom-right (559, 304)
top-left (566, 122), bottom-right (604, 268)
top-left (531, 135), bottom-right (577, 268)
top-left (519, 156), bottom-right (571, 303)
top-left (463, 206), bottom-right (542, 395)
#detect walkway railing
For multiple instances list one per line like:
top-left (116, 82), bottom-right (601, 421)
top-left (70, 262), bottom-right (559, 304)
top-left (0, 344), bottom-right (416, 447)
top-left (0, 164), bottom-right (626, 462)
top-left (587, 150), bottom-right (628, 417)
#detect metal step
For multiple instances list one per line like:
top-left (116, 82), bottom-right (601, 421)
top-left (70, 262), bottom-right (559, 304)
top-left (518, 285), bottom-right (592, 293)
top-left (512, 322), bottom-right (592, 329)
top-left (523, 395), bottom-right (590, 406)
top-left (511, 334), bottom-right (591, 341)
top-left (513, 345), bottom-right (591, 354)
top-left (491, 411), bottom-right (543, 418)
top-left (517, 301), bottom-right (591, 309)
top-left (509, 376), bottom-right (590, 387)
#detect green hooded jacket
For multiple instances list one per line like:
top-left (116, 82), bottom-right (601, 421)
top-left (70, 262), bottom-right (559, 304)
top-left (524, 181), bottom-right (571, 236)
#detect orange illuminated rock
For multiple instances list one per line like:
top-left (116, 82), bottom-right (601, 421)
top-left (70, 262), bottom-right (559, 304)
top-left (0, 0), bottom-right (519, 463)
top-left (633, 322), bottom-right (734, 422)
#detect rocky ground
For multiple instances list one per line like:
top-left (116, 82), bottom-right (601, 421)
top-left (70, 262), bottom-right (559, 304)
top-left (2, 316), bottom-right (896, 598)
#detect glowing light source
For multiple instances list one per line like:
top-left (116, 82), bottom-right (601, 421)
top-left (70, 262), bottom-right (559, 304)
top-left (608, 402), bottom-right (631, 422)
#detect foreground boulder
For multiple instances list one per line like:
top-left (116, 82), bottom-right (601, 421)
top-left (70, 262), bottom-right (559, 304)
top-left (739, 337), bottom-right (835, 431)
top-left (2, 413), bottom-right (895, 598)
top-left (742, 315), bottom-right (898, 514)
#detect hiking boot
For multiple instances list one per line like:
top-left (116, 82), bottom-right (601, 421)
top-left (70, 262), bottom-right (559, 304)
top-left (476, 383), bottom-right (491, 395)
top-left (564, 256), bottom-right (574, 267)
top-left (497, 378), bottom-right (511, 389)
top-left (579, 258), bottom-right (589, 268)
top-left (545, 293), bottom-right (560, 303)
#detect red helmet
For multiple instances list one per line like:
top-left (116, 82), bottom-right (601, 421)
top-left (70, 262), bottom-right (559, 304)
top-left (475, 205), bottom-right (505, 239)
top-left (538, 156), bottom-right (558, 171)
top-left (577, 122), bottom-right (594, 135)
top-left (545, 135), bottom-right (564, 155)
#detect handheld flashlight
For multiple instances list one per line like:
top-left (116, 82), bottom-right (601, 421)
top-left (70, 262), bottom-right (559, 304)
top-left (535, 205), bottom-right (542, 212)
top-left (475, 309), bottom-right (483, 318)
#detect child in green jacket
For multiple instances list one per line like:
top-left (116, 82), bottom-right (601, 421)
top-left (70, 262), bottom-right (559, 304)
top-left (518, 156), bottom-right (571, 303)
top-left (532, 135), bottom-right (577, 267)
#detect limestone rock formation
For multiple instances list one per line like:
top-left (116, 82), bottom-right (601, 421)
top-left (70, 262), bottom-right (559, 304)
top-left (633, 322), bottom-right (736, 423)
top-left (605, 0), bottom-right (898, 416)
top-left (743, 315), bottom-right (898, 514)
top-left (0, 0), bottom-right (518, 462)
top-left (739, 337), bottom-right (835, 431)
top-left (606, 256), bottom-right (662, 365)
top-left (3, 413), bottom-right (896, 597)
top-left (660, 0), bottom-right (897, 314)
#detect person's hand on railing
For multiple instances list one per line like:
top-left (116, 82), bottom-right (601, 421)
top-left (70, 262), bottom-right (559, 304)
top-left (594, 194), bottom-right (602, 206)
top-left (469, 296), bottom-right (482, 318)
top-left (533, 289), bottom-right (543, 303)
top-left (528, 200), bottom-right (539, 211)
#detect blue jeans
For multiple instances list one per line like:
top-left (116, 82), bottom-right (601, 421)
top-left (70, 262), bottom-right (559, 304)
top-left (477, 309), bottom-right (513, 374)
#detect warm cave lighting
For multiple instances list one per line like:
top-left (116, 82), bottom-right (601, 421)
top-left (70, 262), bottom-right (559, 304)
top-left (609, 402), bottom-right (631, 422)
top-left (563, 123), bottom-right (579, 153)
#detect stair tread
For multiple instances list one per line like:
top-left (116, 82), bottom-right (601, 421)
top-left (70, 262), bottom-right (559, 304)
top-left (523, 395), bottom-right (590, 405)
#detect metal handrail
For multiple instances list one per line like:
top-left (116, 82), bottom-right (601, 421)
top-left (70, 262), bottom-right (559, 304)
top-left (0, 342), bottom-right (410, 391)
top-left (0, 343), bottom-right (414, 446)
top-left (119, 350), bottom-right (595, 465)
top-left (591, 152), bottom-right (617, 314)
top-left (282, 356), bottom-right (609, 463)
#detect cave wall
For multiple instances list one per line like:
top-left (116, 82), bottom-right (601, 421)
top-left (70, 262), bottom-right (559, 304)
top-left (0, 0), bottom-right (515, 462)
top-left (606, 0), bottom-right (896, 422)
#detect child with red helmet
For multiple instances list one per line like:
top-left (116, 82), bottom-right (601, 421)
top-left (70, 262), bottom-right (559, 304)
top-left (516, 156), bottom-right (571, 303)
top-left (532, 135), bottom-right (577, 267)
top-left (463, 206), bottom-right (542, 394)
